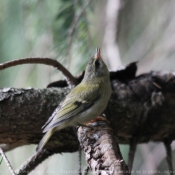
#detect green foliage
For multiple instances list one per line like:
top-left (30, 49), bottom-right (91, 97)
top-left (0, 0), bottom-right (95, 88)
top-left (53, 0), bottom-right (95, 74)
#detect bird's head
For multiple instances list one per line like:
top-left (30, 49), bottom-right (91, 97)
top-left (83, 48), bottom-right (109, 81)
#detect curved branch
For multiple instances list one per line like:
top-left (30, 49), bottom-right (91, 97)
top-left (0, 57), bottom-right (78, 85)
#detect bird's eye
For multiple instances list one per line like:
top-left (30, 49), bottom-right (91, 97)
top-left (95, 60), bottom-right (100, 69)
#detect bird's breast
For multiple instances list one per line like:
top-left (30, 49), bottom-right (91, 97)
top-left (75, 90), bottom-right (111, 124)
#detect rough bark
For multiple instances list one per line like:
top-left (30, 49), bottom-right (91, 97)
top-left (0, 87), bottom-right (79, 152)
top-left (78, 119), bottom-right (129, 175)
top-left (0, 71), bottom-right (175, 152)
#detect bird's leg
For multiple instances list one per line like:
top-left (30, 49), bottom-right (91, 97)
top-left (77, 124), bottom-right (94, 129)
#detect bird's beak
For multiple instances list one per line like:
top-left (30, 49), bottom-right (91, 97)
top-left (94, 47), bottom-right (102, 60)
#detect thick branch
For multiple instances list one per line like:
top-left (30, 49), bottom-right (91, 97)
top-left (77, 119), bottom-right (129, 175)
top-left (0, 87), bottom-right (79, 152)
top-left (0, 71), bottom-right (175, 152)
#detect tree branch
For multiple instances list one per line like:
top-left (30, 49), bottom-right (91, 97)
top-left (77, 118), bottom-right (129, 175)
top-left (1, 69), bottom-right (175, 172)
top-left (163, 139), bottom-right (174, 175)
top-left (0, 87), bottom-right (79, 152)
top-left (128, 139), bottom-right (137, 172)
top-left (16, 149), bottom-right (56, 175)
top-left (0, 147), bottom-right (16, 175)
top-left (67, 0), bottom-right (92, 46)
top-left (0, 57), bottom-right (77, 86)
top-left (1, 71), bottom-right (175, 149)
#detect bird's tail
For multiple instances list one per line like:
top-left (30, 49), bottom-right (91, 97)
top-left (36, 129), bottom-right (54, 152)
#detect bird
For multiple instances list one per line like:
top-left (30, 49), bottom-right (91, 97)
top-left (36, 48), bottom-right (112, 152)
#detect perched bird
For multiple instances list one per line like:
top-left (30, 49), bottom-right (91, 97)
top-left (36, 48), bottom-right (112, 152)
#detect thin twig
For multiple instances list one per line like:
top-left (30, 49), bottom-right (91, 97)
top-left (16, 149), bottom-right (55, 175)
top-left (128, 138), bottom-right (137, 172)
top-left (78, 146), bottom-right (82, 175)
top-left (0, 147), bottom-right (16, 175)
top-left (67, 0), bottom-right (92, 46)
top-left (66, 0), bottom-right (92, 65)
top-left (83, 166), bottom-right (89, 175)
top-left (73, 0), bottom-right (78, 7)
top-left (0, 156), bottom-right (3, 165)
top-left (163, 139), bottom-right (174, 175)
top-left (0, 57), bottom-right (77, 86)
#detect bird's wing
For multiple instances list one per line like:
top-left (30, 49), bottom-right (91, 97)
top-left (43, 83), bottom-right (101, 132)
top-left (41, 102), bottom-right (62, 129)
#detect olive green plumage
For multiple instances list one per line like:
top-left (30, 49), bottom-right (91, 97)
top-left (36, 48), bottom-right (112, 152)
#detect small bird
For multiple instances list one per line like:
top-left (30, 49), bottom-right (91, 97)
top-left (36, 48), bottom-right (112, 152)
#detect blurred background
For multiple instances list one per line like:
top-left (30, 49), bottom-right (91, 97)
top-left (0, 0), bottom-right (175, 174)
